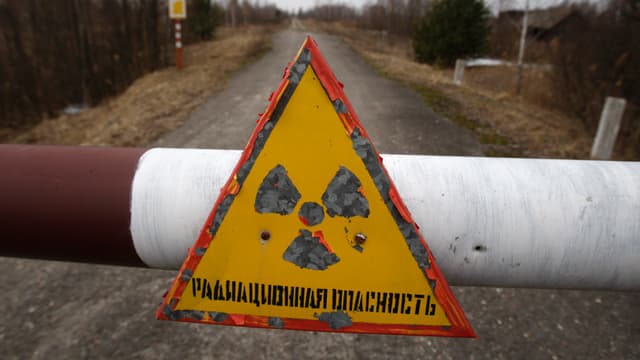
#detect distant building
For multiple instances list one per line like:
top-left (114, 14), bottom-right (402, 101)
top-left (500, 6), bottom-right (587, 43)
top-left (491, 6), bottom-right (588, 60)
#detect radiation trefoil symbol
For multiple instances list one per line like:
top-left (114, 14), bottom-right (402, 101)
top-left (255, 164), bottom-right (370, 270)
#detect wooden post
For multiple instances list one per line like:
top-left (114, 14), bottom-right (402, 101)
top-left (515, 0), bottom-right (529, 95)
top-left (453, 59), bottom-right (466, 86)
top-left (591, 97), bottom-right (626, 160)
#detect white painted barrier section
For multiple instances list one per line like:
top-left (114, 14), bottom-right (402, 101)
top-left (131, 148), bottom-right (640, 291)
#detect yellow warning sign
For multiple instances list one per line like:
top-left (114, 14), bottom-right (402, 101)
top-left (169, 0), bottom-right (186, 19)
top-left (158, 37), bottom-right (474, 337)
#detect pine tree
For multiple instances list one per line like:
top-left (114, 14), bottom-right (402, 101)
top-left (189, 0), bottom-right (224, 41)
top-left (414, 0), bottom-right (490, 67)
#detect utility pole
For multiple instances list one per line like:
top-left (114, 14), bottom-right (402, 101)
top-left (516, 0), bottom-right (529, 95)
top-left (230, 0), bottom-right (237, 28)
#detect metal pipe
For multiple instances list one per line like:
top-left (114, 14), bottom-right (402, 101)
top-left (0, 145), bottom-right (147, 266)
top-left (1, 145), bottom-right (639, 291)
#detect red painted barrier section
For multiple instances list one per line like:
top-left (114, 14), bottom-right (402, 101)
top-left (0, 145), bottom-right (147, 267)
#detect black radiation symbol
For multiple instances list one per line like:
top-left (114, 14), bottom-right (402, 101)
top-left (255, 164), bottom-right (370, 270)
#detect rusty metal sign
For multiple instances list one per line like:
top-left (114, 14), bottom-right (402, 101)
top-left (157, 36), bottom-right (475, 337)
top-left (168, 0), bottom-right (186, 19)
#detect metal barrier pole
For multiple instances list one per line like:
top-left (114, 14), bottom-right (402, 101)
top-left (1, 145), bottom-right (639, 291)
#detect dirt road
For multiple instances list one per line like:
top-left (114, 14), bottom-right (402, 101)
top-left (0, 27), bottom-right (637, 359)
top-left (156, 29), bottom-right (481, 156)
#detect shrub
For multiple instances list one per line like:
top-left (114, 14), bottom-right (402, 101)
top-left (414, 0), bottom-right (490, 67)
top-left (188, 0), bottom-right (225, 41)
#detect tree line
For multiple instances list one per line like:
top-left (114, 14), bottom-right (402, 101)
top-left (225, 0), bottom-right (283, 27)
top-left (0, 0), bottom-right (175, 127)
top-left (303, 0), bottom-right (432, 38)
top-left (0, 0), bottom-right (279, 129)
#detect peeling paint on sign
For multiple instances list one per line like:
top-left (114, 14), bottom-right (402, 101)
top-left (283, 229), bottom-right (340, 270)
top-left (268, 317), bottom-right (285, 328)
top-left (298, 202), bottom-right (325, 226)
top-left (322, 166), bottom-right (370, 218)
top-left (315, 310), bottom-right (353, 330)
top-left (208, 312), bottom-right (228, 323)
top-left (255, 165), bottom-right (301, 215)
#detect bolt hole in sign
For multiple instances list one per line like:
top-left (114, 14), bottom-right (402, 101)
top-left (157, 36), bottom-right (475, 337)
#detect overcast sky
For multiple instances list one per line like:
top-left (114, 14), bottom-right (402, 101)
top-left (259, 0), bottom-right (607, 14)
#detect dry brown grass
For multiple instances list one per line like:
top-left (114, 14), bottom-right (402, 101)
top-left (2, 25), bottom-right (275, 147)
top-left (464, 66), bottom-right (557, 108)
top-left (305, 20), bottom-right (593, 159)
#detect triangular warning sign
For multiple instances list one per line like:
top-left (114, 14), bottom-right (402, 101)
top-left (158, 36), bottom-right (475, 337)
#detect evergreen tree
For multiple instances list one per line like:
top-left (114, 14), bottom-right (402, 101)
top-left (414, 0), bottom-right (490, 66)
top-left (189, 0), bottom-right (224, 41)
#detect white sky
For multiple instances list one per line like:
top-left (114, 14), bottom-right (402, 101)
top-left (258, 0), bottom-right (607, 14)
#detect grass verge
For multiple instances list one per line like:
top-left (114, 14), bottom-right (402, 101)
top-left (303, 20), bottom-right (592, 159)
